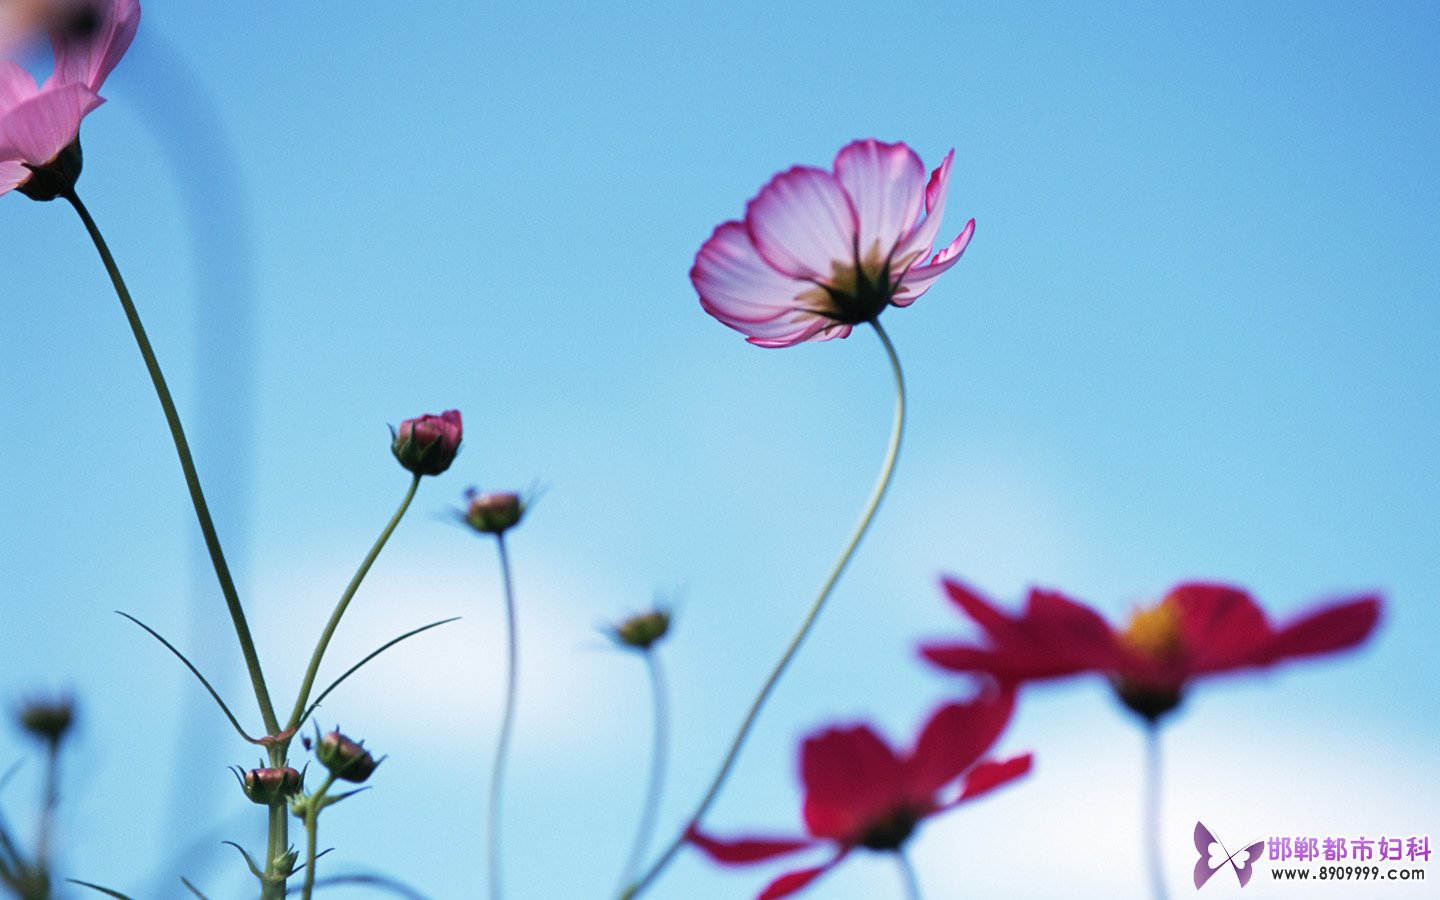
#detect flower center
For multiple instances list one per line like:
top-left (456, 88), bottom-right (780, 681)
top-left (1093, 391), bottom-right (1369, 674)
top-left (811, 254), bottom-right (897, 326)
top-left (858, 806), bottom-right (920, 851)
top-left (1119, 600), bottom-right (1182, 662)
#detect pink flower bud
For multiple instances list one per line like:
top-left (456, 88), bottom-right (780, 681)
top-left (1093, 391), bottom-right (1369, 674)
top-left (461, 489), bottom-right (525, 535)
top-left (238, 766), bottom-right (303, 805)
top-left (316, 730), bottom-right (383, 783)
top-left (390, 409), bottom-right (462, 476)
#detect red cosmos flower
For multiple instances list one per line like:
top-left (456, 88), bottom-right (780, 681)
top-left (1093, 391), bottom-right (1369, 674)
top-left (921, 579), bottom-right (1381, 722)
top-left (687, 689), bottom-right (1031, 899)
top-left (691, 139), bottom-right (973, 348)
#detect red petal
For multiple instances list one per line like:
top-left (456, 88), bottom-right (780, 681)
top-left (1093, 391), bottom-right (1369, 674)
top-left (758, 853), bottom-right (847, 900)
top-left (1265, 595), bottom-right (1380, 662)
top-left (904, 688), bottom-right (1016, 798)
top-left (956, 753), bottom-right (1033, 801)
top-left (926, 581), bottom-right (1124, 682)
top-left (1170, 583), bottom-right (1274, 673)
top-left (801, 725), bottom-right (904, 841)
top-left (686, 825), bottom-right (818, 865)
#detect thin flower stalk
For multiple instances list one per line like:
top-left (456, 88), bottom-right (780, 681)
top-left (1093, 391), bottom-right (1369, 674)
top-left (617, 650), bottom-right (670, 892)
top-left (898, 850), bottom-right (923, 900)
top-left (63, 188), bottom-right (279, 736)
top-left (1144, 724), bottom-right (1168, 900)
top-left (300, 773), bottom-right (338, 900)
top-left (285, 473), bottom-right (424, 732)
top-left (488, 532), bottom-right (519, 900)
top-left (623, 320), bottom-right (906, 898)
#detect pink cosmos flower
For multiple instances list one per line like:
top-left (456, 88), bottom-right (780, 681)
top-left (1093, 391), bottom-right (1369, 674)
top-left (0, 0), bottom-right (138, 198)
top-left (921, 579), bottom-right (1381, 721)
top-left (691, 139), bottom-right (974, 348)
top-left (688, 689), bottom-right (1030, 899)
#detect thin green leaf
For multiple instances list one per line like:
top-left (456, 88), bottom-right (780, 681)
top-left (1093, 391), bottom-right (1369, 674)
top-left (180, 876), bottom-right (210, 898)
top-left (116, 612), bottom-right (258, 743)
top-left (221, 841), bottom-right (264, 879)
top-left (68, 880), bottom-right (137, 899)
top-left (298, 618), bottom-right (459, 725)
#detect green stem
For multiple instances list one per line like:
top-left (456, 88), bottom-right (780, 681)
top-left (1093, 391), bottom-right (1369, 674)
top-left (32, 743), bottom-right (59, 893)
top-left (1144, 724), bottom-right (1169, 900)
top-left (617, 652), bottom-right (670, 892)
top-left (301, 775), bottom-right (337, 900)
top-left (261, 800), bottom-right (288, 900)
top-left (64, 189), bottom-right (279, 736)
top-left (622, 320), bottom-right (907, 899)
top-left (286, 474), bottom-right (422, 731)
top-left (897, 849), bottom-right (924, 900)
top-left (487, 534), bottom-right (519, 900)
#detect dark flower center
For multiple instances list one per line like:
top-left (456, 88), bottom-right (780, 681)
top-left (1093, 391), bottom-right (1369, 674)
top-left (858, 806), bottom-right (921, 851)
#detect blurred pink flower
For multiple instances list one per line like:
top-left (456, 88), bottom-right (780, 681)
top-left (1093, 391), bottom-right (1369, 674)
top-left (691, 139), bottom-right (974, 348)
top-left (0, 0), bottom-right (137, 197)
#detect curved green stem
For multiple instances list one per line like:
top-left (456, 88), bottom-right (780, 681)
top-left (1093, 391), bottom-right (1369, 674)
top-left (487, 534), bottom-right (519, 900)
top-left (898, 849), bottom-right (924, 900)
top-left (617, 652), bottom-right (670, 892)
top-left (286, 474), bottom-right (422, 731)
top-left (1144, 724), bottom-right (1170, 900)
top-left (64, 189), bottom-right (279, 735)
top-left (622, 320), bottom-right (907, 899)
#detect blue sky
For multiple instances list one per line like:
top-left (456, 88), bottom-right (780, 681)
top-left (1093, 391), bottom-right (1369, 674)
top-left (1, 1), bottom-right (1437, 897)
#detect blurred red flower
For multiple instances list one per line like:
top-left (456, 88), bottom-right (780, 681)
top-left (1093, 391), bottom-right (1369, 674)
top-left (921, 579), bottom-right (1381, 721)
top-left (688, 688), bottom-right (1030, 899)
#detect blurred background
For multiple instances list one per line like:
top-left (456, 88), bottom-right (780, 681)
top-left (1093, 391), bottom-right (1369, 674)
top-left (1, 0), bottom-right (1437, 897)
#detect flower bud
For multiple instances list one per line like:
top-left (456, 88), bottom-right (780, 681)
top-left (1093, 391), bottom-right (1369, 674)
top-left (462, 489), bottom-right (525, 535)
top-left (316, 730), bottom-right (383, 783)
top-left (390, 409), bottom-right (462, 476)
top-left (18, 694), bottom-right (75, 745)
top-left (612, 610), bottom-right (671, 651)
top-left (240, 766), bottom-right (303, 805)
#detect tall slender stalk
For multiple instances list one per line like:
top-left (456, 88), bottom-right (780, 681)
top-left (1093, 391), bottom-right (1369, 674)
top-left (64, 189), bottom-right (279, 736)
top-left (617, 652), bottom-right (670, 892)
top-left (286, 474), bottom-right (423, 731)
top-left (487, 534), bottom-right (519, 900)
top-left (1144, 723), bottom-right (1170, 900)
top-left (897, 849), bottom-right (924, 900)
top-left (622, 320), bottom-right (907, 899)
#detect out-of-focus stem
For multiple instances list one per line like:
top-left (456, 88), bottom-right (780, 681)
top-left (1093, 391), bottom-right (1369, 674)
top-left (1145, 723), bottom-right (1170, 900)
top-left (487, 534), bottom-right (519, 900)
top-left (898, 849), bottom-right (924, 900)
top-left (617, 652), bottom-right (670, 891)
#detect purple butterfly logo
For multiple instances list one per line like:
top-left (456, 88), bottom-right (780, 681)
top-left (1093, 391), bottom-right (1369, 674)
top-left (1194, 821), bottom-right (1265, 889)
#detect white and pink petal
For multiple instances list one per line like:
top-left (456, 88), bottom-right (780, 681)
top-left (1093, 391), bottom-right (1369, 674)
top-left (891, 149), bottom-right (954, 272)
top-left (892, 220), bottom-right (974, 307)
top-left (832, 139), bottom-right (925, 271)
top-left (744, 165), bottom-right (857, 281)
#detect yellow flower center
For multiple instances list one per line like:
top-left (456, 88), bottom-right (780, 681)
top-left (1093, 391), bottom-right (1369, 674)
top-left (1120, 600), bottom-right (1182, 662)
